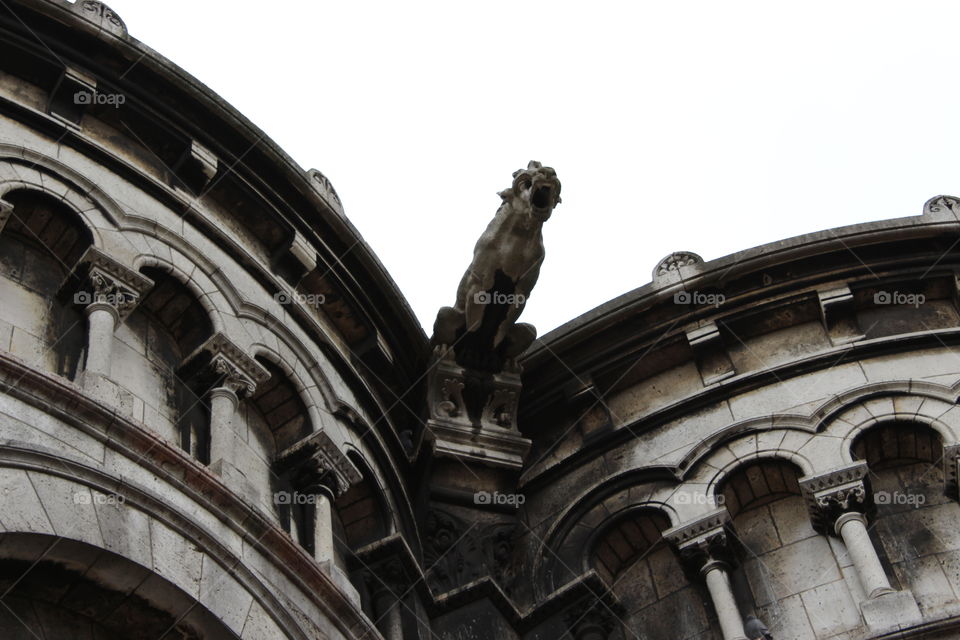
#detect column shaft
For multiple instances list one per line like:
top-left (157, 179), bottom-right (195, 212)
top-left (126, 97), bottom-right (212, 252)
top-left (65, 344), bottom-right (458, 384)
top-left (208, 386), bottom-right (239, 463)
top-left (84, 303), bottom-right (117, 376)
top-left (835, 512), bottom-right (892, 598)
top-left (703, 561), bottom-right (747, 640)
top-left (313, 491), bottom-right (336, 563)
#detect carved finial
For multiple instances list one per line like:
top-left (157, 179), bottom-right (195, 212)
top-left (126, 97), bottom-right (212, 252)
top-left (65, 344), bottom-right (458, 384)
top-left (72, 1), bottom-right (127, 37)
top-left (653, 251), bottom-right (704, 282)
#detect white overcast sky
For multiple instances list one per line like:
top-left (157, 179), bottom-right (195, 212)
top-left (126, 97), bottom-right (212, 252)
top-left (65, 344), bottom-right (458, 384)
top-left (103, 1), bottom-right (960, 336)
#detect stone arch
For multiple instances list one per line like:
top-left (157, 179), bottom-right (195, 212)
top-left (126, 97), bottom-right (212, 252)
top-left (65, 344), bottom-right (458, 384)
top-left (716, 457), bottom-right (835, 634)
top-left (848, 419), bottom-right (960, 615)
top-left (0, 187), bottom-right (94, 379)
top-left (109, 260), bottom-right (215, 460)
top-left (133, 254), bottom-right (225, 334)
top-left (334, 450), bottom-right (393, 553)
top-left (0, 532), bottom-right (241, 639)
top-left (825, 395), bottom-right (960, 464)
top-left (0, 466), bottom-right (294, 639)
top-left (704, 449), bottom-right (815, 508)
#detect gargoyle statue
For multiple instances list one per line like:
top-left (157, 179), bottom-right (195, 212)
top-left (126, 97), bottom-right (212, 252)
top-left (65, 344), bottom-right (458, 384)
top-left (433, 160), bottom-right (561, 372)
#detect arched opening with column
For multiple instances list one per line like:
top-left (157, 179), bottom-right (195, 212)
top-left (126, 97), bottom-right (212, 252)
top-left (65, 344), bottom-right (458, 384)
top-left (587, 507), bottom-right (715, 639)
top-left (0, 189), bottom-right (92, 379)
top-left (243, 357), bottom-right (312, 533)
top-left (851, 420), bottom-right (960, 616)
top-left (718, 458), bottom-right (859, 638)
top-left (0, 533), bottom-right (241, 639)
top-left (111, 266), bottom-right (213, 459)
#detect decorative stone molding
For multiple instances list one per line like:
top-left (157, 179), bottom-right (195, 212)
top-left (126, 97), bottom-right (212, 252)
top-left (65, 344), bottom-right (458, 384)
top-left (73, 247), bottom-right (154, 322)
top-left (653, 251), bottom-right (704, 282)
top-left (799, 461), bottom-right (870, 534)
top-left (686, 322), bottom-right (736, 385)
top-left (817, 285), bottom-right (863, 345)
top-left (188, 333), bottom-right (270, 398)
top-left (275, 429), bottom-right (362, 498)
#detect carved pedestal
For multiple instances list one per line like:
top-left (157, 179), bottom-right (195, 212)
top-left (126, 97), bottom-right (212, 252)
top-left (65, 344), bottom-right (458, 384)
top-left (424, 348), bottom-right (531, 469)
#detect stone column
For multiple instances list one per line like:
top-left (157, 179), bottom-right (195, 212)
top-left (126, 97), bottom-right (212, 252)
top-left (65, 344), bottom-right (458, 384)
top-left (665, 509), bottom-right (747, 640)
top-left (181, 333), bottom-right (269, 489)
top-left (800, 461), bottom-right (921, 631)
top-left (275, 429), bottom-right (362, 606)
top-left (834, 512), bottom-right (892, 598)
top-left (368, 558), bottom-right (405, 640)
top-left (72, 249), bottom-right (153, 379)
top-left (799, 462), bottom-right (891, 598)
top-left (84, 300), bottom-right (119, 376)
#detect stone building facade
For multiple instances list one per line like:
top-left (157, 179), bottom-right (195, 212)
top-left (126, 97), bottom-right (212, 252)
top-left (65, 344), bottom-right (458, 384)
top-left (1, 1), bottom-right (960, 639)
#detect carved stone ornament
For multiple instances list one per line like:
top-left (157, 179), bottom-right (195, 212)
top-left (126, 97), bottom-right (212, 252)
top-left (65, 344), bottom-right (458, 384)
top-left (72, 247), bottom-right (154, 322)
top-left (799, 461), bottom-right (870, 533)
top-left (664, 508), bottom-right (734, 569)
top-left (275, 429), bottom-right (361, 498)
top-left (924, 195), bottom-right (960, 217)
top-left (307, 169), bottom-right (343, 213)
top-left (73, 1), bottom-right (127, 37)
top-left (422, 509), bottom-right (518, 595)
top-left (653, 251), bottom-right (704, 281)
top-left (432, 161), bottom-right (561, 374)
top-left (182, 333), bottom-right (270, 399)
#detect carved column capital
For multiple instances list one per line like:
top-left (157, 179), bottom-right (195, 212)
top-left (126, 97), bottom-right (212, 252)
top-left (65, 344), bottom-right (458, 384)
top-left (664, 508), bottom-right (735, 570)
top-left (799, 461), bottom-right (870, 534)
top-left (73, 247), bottom-right (154, 322)
top-left (184, 333), bottom-right (270, 399)
top-left (275, 429), bottom-right (361, 498)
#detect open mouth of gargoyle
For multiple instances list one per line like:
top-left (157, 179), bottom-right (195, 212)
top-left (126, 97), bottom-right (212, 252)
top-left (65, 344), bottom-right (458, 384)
top-left (531, 185), bottom-right (553, 210)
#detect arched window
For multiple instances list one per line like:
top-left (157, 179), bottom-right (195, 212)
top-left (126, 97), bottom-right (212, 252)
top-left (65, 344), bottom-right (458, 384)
top-left (114, 267), bottom-right (212, 458)
top-left (719, 459), bottom-right (856, 637)
top-left (588, 508), bottom-right (712, 638)
top-left (0, 190), bottom-right (92, 378)
top-left (851, 421), bottom-right (959, 613)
